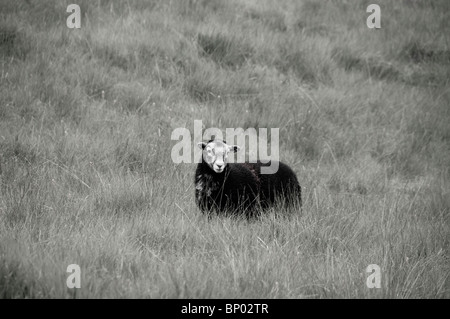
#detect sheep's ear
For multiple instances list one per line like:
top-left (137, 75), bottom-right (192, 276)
top-left (197, 142), bottom-right (207, 150)
top-left (229, 145), bottom-right (240, 153)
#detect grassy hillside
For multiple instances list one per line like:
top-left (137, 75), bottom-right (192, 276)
top-left (0, 0), bottom-right (449, 298)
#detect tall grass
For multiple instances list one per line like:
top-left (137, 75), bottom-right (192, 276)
top-left (0, 0), bottom-right (449, 298)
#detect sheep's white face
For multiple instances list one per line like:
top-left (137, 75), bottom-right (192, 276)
top-left (198, 140), bottom-right (240, 173)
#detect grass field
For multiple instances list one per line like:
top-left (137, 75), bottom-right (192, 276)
top-left (0, 0), bottom-right (449, 298)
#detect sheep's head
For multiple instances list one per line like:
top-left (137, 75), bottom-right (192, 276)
top-left (198, 139), bottom-right (240, 173)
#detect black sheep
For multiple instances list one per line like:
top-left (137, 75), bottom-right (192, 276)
top-left (195, 139), bottom-right (302, 217)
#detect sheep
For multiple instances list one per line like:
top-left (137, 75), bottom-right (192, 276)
top-left (195, 139), bottom-right (302, 217)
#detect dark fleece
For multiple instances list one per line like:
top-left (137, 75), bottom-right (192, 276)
top-left (195, 160), bottom-right (301, 216)
top-left (195, 161), bottom-right (259, 216)
top-left (254, 161), bottom-right (302, 209)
